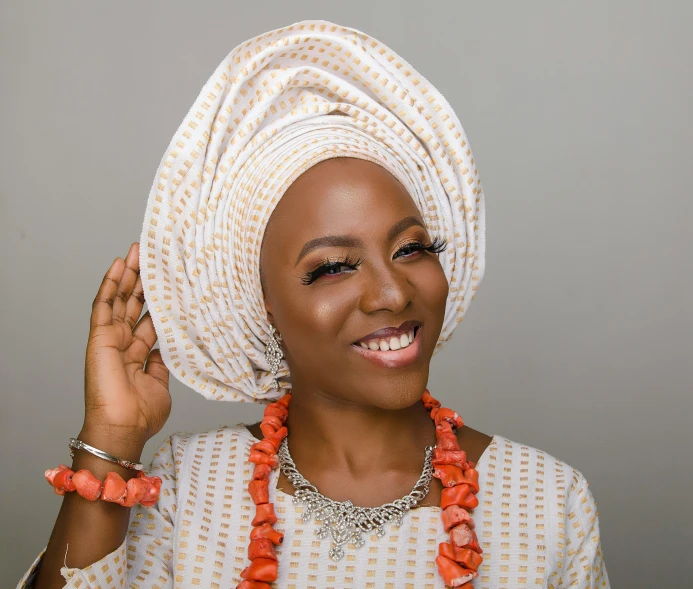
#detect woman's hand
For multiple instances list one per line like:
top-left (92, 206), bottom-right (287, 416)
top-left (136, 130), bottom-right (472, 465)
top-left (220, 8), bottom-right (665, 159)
top-left (82, 242), bottom-right (171, 447)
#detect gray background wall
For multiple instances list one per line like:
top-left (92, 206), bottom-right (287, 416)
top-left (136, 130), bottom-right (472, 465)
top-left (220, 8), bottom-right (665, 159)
top-left (1, 1), bottom-right (690, 587)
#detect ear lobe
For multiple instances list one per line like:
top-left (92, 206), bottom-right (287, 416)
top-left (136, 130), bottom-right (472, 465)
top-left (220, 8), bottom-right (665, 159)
top-left (264, 300), bottom-right (274, 322)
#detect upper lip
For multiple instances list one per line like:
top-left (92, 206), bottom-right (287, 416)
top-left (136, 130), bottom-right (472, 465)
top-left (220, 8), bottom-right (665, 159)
top-left (353, 320), bottom-right (422, 344)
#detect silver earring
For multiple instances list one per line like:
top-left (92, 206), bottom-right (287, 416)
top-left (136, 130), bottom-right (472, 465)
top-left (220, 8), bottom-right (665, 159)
top-left (264, 324), bottom-right (284, 390)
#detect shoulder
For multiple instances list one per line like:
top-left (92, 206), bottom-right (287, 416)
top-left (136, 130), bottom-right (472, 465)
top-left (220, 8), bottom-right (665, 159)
top-left (169, 422), bottom-right (258, 449)
top-left (150, 423), bottom-right (258, 475)
top-left (478, 435), bottom-right (608, 581)
top-left (480, 433), bottom-right (593, 509)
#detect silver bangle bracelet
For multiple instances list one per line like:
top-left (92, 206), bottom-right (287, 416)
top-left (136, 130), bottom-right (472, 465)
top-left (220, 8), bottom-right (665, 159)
top-left (69, 437), bottom-right (144, 471)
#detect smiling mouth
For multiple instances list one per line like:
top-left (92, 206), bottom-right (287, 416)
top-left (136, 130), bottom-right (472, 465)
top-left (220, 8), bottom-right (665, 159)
top-left (350, 326), bottom-right (423, 369)
top-left (354, 325), bottom-right (420, 352)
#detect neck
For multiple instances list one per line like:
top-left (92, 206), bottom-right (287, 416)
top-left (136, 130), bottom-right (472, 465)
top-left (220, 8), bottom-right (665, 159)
top-left (283, 385), bottom-right (436, 482)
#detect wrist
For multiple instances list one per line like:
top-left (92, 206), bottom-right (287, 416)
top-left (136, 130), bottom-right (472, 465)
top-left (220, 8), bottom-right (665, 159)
top-left (77, 424), bottom-right (148, 462)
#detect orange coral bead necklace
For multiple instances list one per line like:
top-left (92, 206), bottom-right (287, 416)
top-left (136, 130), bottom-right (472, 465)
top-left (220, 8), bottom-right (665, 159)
top-left (237, 389), bottom-right (483, 589)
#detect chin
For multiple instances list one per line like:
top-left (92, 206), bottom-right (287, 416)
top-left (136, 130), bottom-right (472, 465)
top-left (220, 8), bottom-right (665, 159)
top-left (362, 371), bottom-right (430, 411)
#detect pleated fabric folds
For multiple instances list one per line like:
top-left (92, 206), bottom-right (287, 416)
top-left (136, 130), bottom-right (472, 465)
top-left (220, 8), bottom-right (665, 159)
top-left (140, 19), bottom-right (486, 403)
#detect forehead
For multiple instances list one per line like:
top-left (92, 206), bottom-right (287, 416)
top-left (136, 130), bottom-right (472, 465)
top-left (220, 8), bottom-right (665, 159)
top-left (266, 157), bottom-right (422, 243)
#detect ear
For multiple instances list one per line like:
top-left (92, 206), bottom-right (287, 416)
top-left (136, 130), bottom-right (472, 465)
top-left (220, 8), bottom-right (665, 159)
top-left (259, 257), bottom-right (273, 321)
top-left (265, 306), bottom-right (274, 325)
top-left (263, 292), bottom-right (274, 324)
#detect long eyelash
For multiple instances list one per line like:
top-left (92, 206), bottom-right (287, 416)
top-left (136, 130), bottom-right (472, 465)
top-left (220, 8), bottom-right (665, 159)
top-left (301, 254), bottom-right (363, 285)
top-left (397, 235), bottom-right (448, 257)
top-left (423, 235), bottom-right (448, 254)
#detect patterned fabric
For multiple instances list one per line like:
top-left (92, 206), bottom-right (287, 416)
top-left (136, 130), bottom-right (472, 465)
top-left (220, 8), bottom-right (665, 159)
top-left (139, 19), bottom-right (486, 403)
top-left (17, 426), bottom-right (610, 588)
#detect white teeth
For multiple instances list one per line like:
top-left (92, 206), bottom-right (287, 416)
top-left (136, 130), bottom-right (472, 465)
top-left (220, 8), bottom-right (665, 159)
top-left (359, 329), bottom-right (415, 352)
top-left (356, 328), bottom-right (418, 352)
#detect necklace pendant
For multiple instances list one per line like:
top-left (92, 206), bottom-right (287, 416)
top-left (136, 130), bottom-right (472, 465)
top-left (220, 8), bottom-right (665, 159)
top-left (331, 527), bottom-right (352, 546)
top-left (329, 545), bottom-right (345, 561)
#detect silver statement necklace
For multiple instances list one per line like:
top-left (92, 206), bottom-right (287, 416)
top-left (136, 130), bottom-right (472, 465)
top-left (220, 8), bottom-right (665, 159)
top-left (277, 435), bottom-right (436, 561)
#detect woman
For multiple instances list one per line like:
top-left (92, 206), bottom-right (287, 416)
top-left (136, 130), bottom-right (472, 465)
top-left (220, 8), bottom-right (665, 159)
top-left (19, 20), bottom-right (609, 589)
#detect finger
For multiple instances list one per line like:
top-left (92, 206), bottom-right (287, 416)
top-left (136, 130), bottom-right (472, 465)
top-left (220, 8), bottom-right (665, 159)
top-left (144, 348), bottom-right (169, 389)
top-left (124, 273), bottom-right (145, 330)
top-left (91, 257), bottom-right (125, 329)
top-left (125, 310), bottom-right (158, 366)
top-left (113, 243), bottom-right (140, 323)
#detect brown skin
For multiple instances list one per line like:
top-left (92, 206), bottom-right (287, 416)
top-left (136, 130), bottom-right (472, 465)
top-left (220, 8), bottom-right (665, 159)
top-left (252, 157), bottom-right (492, 507)
top-left (35, 243), bottom-right (171, 589)
top-left (34, 158), bottom-right (491, 588)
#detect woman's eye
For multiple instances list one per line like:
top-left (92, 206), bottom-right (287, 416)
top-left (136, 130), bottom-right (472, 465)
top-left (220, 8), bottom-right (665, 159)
top-left (324, 264), bottom-right (352, 276)
top-left (301, 257), bottom-right (363, 285)
top-left (394, 237), bottom-right (448, 260)
top-left (394, 243), bottom-right (425, 258)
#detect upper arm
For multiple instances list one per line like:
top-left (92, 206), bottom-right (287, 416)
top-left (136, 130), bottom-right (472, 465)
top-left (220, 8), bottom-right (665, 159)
top-left (557, 474), bottom-right (610, 588)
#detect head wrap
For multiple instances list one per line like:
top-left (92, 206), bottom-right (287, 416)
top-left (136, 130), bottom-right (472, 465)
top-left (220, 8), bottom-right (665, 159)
top-left (139, 19), bottom-right (486, 404)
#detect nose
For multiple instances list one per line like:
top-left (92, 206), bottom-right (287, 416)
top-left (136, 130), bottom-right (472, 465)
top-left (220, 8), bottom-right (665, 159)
top-left (358, 259), bottom-right (415, 315)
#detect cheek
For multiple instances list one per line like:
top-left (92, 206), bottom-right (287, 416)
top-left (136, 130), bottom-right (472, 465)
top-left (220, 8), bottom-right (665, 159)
top-left (313, 300), bottom-right (340, 326)
top-left (436, 270), bottom-right (450, 308)
top-left (277, 284), bottom-right (354, 352)
top-left (417, 262), bottom-right (449, 311)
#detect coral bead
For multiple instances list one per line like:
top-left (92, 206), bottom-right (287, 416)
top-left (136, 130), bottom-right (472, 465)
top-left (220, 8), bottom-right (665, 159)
top-left (252, 463), bottom-right (272, 481)
top-left (72, 469), bottom-right (103, 501)
top-left (53, 467), bottom-right (76, 494)
top-left (421, 389), bottom-right (441, 409)
top-left (450, 525), bottom-right (482, 553)
top-left (439, 542), bottom-right (483, 571)
top-left (440, 484), bottom-right (479, 510)
top-left (252, 502), bottom-right (277, 526)
top-left (434, 407), bottom-right (464, 429)
top-left (249, 451), bottom-right (278, 468)
top-left (248, 538), bottom-right (277, 561)
top-left (250, 523), bottom-right (284, 545)
top-left (275, 393), bottom-right (292, 408)
top-left (263, 404), bottom-right (288, 422)
top-left (432, 448), bottom-right (470, 470)
top-left (249, 480), bottom-right (270, 505)
top-left (236, 581), bottom-right (271, 589)
top-left (45, 464), bottom-right (74, 495)
top-left (250, 439), bottom-right (277, 455)
top-left (137, 472), bottom-right (162, 507)
top-left (442, 505), bottom-right (474, 532)
top-left (240, 557), bottom-right (278, 582)
top-left (102, 472), bottom-right (128, 503)
top-left (120, 477), bottom-right (150, 507)
top-left (434, 465), bottom-right (467, 487)
top-left (435, 554), bottom-right (477, 587)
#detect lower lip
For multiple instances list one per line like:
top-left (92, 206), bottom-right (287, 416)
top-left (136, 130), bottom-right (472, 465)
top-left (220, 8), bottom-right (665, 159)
top-left (351, 327), bottom-right (423, 369)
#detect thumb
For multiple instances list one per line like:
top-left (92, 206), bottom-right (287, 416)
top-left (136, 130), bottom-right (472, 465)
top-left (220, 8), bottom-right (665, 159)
top-left (145, 348), bottom-right (169, 389)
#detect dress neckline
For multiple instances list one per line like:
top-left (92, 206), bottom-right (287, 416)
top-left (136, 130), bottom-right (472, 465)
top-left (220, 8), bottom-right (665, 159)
top-left (239, 423), bottom-right (498, 513)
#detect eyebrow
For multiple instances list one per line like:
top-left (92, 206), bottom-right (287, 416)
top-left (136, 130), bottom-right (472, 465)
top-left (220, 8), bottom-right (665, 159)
top-left (294, 216), bottom-right (426, 266)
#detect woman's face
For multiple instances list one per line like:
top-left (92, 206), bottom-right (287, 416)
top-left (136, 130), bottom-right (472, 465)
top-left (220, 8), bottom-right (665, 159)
top-left (260, 157), bottom-right (449, 410)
